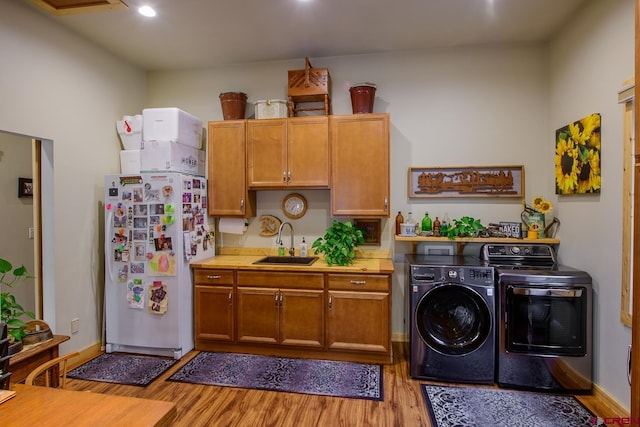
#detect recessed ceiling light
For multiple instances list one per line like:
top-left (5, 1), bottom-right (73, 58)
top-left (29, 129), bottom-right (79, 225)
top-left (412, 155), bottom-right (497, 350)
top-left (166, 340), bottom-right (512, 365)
top-left (138, 5), bottom-right (156, 17)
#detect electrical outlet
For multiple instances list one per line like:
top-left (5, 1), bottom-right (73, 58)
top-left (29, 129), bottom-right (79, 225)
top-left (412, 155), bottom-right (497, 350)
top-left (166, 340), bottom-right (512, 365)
top-left (71, 318), bottom-right (80, 334)
top-left (28, 227), bottom-right (35, 239)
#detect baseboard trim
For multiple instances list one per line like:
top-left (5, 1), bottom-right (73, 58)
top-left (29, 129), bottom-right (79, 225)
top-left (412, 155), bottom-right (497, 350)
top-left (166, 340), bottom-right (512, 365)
top-left (392, 333), bottom-right (409, 343)
top-left (68, 341), bottom-right (102, 370)
top-left (592, 383), bottom-right (630, 418)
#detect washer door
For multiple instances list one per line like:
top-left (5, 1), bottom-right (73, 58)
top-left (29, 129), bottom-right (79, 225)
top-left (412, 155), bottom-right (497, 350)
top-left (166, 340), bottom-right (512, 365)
top-left (416, 284), bottom-right (491, 355)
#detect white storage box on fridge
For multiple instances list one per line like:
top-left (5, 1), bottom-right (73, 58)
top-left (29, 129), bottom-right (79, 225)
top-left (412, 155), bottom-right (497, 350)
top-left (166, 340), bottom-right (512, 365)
top-left (254, 99), bottom-right (288, 119)
top-left (140, 141), bottom-right (205, 176)
top-left (120, 150), bottom-right (140, 174)
top-left (142, 107), bottom-right (203, 148)
top-left (116, 114), bottom-right (142, 150)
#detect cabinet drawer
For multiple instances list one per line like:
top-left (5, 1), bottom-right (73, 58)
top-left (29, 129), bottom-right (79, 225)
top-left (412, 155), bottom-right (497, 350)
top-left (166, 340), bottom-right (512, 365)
top-left (237, 271), bottom-right (324, 290)
top-left (327, 274), bottom-right (389, 292)
top-left (193, 269), bottom-right (235, 285)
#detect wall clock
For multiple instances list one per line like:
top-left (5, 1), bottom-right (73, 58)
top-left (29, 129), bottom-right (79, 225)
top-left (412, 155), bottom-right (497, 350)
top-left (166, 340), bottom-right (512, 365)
top-left (282, 193), bottom-right (307, 219)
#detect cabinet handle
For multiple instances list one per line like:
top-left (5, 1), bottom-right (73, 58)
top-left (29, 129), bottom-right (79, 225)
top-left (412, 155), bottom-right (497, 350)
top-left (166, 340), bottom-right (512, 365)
top-left (228, 291), bottom-right (232, 305)
top-left (384, 198), bottom-right (388, 211)
top-left (240, 199), bottom-right (245, 211)
top-left (287, 170), bottom-right (291, 182)
top-left (206, 275), bottom-right (221, 280)
top-left (275, 293), bottom-right (279, 306)
top-left (350, 280), bottom-right (366, 285)
top-left (328, 295), bottom-right (332, 310)
top-left (283, 171), bottom-right (287, 183)
top-left (279, 293), bottom-right (283, 306)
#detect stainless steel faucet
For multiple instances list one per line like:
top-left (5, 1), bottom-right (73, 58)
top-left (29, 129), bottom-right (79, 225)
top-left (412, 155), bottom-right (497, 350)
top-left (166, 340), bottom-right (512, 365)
top-left (276, 222), bottom-right (295, 256)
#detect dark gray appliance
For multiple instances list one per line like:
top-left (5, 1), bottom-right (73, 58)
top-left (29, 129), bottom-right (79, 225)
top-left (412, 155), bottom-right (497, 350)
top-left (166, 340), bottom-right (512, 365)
top-left (481, 244), bottom-right (593, 393)
top-left (406, 255), bottom-right (496, 384)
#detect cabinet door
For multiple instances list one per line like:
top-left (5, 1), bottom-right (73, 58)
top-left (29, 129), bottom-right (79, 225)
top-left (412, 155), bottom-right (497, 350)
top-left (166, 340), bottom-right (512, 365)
top-left (207, 121), bottom-right (256, 217)
top-left (247, 119), bottom-right (288, 188)
top-left (287, 116), bottom-right (330, 188)
top-left (327, 290), bottom-right (390, 354)
top-left (237, 287), bottom-right (279, 344)
top-left (330, 114), bottom-right (390, 216)
top-left (280, 289), bottom-right (324, 348)
top-left (194, 285), bottom-right (234, 342)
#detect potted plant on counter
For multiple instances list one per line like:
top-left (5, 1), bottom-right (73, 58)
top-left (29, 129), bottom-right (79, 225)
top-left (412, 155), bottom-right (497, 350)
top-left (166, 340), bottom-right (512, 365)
top-left (312, 220), bottom-right (365, 266)
top-left (0, 257), bottom-right (35, 354)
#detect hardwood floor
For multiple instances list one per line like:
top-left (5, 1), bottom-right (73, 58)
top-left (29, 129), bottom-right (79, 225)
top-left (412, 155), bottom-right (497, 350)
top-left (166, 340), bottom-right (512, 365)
top-left (64, 342), bottom-right (609, 426)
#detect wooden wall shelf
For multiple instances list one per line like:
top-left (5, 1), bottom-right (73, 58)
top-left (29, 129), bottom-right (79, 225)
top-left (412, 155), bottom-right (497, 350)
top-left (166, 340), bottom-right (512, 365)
top-left (394, 236), bottom-right (560, 244)
top-left (394, 235), bottom-right (560, 253)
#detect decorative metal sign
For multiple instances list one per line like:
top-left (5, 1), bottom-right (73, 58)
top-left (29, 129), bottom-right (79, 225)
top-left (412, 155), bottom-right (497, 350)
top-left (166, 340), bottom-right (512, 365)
top-left (408, 165), bottom-right (524, 198)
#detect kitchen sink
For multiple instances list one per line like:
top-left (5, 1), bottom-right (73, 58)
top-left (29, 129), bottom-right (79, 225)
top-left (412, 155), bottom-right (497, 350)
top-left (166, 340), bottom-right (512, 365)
top-left (252, 256), bottom-right (319, 266)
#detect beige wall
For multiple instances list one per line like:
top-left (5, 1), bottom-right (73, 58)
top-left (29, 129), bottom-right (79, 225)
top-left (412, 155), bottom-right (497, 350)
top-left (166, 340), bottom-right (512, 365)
top-left (549, 0), bottom-right (634, 409)
top-left (0, 132), bottom-right (35, 316)
top-left (0, 0), bottom-right (146, 351)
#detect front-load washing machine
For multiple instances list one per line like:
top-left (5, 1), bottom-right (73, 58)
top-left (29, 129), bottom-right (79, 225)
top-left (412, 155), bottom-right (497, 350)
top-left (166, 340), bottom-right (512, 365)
top-left (406, 255), bottom-right (496, 384)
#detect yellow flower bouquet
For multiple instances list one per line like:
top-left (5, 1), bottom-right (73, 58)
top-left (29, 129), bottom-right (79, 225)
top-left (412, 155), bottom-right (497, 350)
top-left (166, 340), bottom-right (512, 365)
top-left (522, 196), bottom-right (553, 238)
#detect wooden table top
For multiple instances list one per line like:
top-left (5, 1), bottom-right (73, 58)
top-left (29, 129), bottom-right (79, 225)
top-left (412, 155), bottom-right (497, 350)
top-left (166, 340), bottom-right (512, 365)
top-left (0, 384), bottom-right (176, 427)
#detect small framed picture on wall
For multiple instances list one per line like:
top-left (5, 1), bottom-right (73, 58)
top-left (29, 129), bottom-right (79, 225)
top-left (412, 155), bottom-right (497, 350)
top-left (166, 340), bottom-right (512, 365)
top-left (18, 178), bottom-right (33, 198)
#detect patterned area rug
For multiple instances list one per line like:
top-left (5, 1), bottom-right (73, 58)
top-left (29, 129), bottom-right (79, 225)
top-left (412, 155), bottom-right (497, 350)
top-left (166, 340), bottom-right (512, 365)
top-left (167, 352), bottom-right (383, 401)
top-left (422, 385), bottom-right (595, 427)
top-left (67, 353), bottom-right (177, 386)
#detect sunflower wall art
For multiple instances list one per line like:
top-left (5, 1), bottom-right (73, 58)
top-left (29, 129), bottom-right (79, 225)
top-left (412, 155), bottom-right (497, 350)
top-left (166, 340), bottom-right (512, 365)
top-left (555, 113), bottom-right (601, 194)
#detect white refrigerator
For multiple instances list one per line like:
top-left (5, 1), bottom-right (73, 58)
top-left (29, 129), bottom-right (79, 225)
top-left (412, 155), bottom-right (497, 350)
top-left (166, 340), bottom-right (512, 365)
top-left (104, 173), bottom-right (214, 359)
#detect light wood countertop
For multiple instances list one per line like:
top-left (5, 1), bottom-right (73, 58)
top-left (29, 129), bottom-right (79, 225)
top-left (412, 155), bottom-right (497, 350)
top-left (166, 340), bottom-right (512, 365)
top-left (191, 254), bottom-right (394, 274)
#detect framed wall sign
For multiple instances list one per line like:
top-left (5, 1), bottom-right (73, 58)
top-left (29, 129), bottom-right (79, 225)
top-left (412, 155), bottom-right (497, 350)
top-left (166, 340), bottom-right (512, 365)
top-left (408, 165), bottom-right (524, 198)
top-left (353, 219), bottom-right (381, 246)
top-left (18, 178), bottom-right (33, 198)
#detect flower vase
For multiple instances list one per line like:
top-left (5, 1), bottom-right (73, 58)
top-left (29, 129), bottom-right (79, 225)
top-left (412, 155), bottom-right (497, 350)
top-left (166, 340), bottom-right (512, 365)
top-left (521, 211), bottom-right (546, 238)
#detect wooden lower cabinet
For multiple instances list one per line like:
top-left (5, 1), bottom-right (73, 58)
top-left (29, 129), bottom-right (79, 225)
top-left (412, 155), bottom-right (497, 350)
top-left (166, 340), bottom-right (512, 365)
top-left (194, 285), bottom-right (234, 342)
top-left (327, 290), bottom-right (390, 353)
top-left (193, 268), bottom-right (392, 364)
top-left (237, 287), bottom-right (324, 348)
top-left (327, 274), bottom-right (391, 355)
top-left (193, 269), bottom-right (235, 345)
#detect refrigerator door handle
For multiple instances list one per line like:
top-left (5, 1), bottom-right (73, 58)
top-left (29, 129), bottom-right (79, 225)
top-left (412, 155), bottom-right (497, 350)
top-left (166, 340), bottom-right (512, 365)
top-left (106, 209), bottom-right (115, 284)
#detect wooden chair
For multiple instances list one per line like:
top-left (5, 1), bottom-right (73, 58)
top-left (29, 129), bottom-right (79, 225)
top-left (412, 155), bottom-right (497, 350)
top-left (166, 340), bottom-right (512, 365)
top-left (25, 351), bottom-right (79, 389)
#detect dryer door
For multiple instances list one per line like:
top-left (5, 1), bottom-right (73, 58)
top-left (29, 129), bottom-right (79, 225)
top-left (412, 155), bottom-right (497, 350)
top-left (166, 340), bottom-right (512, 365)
top-left (415, 284), bottom-right (491, 355)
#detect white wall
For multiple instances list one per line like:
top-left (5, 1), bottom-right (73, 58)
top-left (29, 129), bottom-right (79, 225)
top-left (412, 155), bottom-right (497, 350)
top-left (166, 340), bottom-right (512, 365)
top-left (0, 0), bottom-right (146, 352)
top-left (549, 0), bottom-right (634, 409)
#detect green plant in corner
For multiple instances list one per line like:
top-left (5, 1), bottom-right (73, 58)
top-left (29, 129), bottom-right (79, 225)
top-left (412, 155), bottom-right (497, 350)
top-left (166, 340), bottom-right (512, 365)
top-left (0, 257), bottom-right (35, 343)
top-left (312, 220), bottom-right (365, 266)
top-left (440, 216), bottom-right (484, 240)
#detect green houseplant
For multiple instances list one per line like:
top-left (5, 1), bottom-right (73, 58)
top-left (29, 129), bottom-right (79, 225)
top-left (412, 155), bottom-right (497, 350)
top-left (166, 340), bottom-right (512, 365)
top-left (0, 257), bottom-right (35, 343)
top-left (312, 220), bottom-right (365, 266)
top-left (441, 216), bottom-right (484, 240)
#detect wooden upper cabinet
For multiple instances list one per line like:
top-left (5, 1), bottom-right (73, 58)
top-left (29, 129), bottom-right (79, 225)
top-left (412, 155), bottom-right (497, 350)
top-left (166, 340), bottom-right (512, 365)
top-left (287, 116), bottom-right (330, 188)
top-left (247, 119), bottom-right (288, 187)
top-left (247, 117), bottom-right (329, 189)
top-left (207, 121), bottom-right (256, 217)
top-left (330, 113), bottom-right (390, 217)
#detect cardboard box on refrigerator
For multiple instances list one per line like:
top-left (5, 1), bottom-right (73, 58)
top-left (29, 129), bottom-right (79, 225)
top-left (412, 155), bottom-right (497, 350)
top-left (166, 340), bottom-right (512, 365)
top-left (140, 141), bottom-right (205, 176)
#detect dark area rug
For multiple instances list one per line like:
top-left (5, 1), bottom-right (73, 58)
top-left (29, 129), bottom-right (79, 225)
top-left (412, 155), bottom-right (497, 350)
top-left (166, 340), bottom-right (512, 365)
top-left (422, 384), bottom-right (595, 427)
top-left (167, 352), bottom-right (383, 401)
top-left (67, 353), bottom-right (177, 386)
